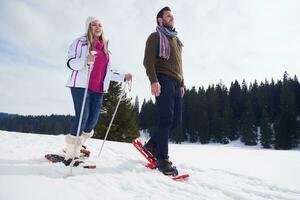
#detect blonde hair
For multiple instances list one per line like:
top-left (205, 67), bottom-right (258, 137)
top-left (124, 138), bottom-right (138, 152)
top-left (86, 21), bottom-right (108, 54)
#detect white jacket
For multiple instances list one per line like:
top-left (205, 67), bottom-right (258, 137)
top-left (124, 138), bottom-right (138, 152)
top-left (66, 36), bottom-right (125, 93)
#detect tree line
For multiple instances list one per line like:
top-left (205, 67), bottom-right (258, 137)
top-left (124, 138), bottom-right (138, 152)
top-left (1, 72), bottom-right (299, 149)
top-left (139, 72), bottom-right (300, 150)
top-left (0, 82), bottom-right (139, 143)
top-left (0, 114), bottom-right (73, 135)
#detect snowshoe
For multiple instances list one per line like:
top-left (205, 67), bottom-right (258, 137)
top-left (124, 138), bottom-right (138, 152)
top-left (142, 141), bottom-right (158, 160)
top-left (157, 158), bottom-right (179, 176)
top-left (44, 154), bottom-right (96, 169)
top-left (132, 139), bottom-right (189, 181)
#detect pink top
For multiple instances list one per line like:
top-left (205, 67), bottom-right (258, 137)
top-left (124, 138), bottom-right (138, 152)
top-left (88, 40), bottom-right (109, 93)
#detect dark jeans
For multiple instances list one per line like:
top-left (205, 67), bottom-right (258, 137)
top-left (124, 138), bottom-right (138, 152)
top-left (70, 87), bottom-right (104, 136)
top-left (150, 73), bottom-right (182, 158)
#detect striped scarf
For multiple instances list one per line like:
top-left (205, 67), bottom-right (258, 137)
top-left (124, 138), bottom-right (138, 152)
top-left (156, 25), bottom-right (183, 60)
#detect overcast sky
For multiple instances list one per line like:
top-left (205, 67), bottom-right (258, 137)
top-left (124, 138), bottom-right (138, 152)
top-left (0, 0), bottom-right (299, 115)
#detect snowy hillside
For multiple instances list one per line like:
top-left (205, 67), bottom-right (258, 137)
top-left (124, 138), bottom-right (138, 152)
top-left (0, 130), bottom-right (300, 200)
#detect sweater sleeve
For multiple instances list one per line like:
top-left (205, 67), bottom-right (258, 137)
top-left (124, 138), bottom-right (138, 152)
top-left (143, 33), bottom-right (158, 84)
top-left (66, 38), bottom-right (87, 70)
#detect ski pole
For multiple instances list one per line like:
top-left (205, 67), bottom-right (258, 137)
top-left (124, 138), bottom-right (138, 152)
top-left (97, 81), bottom-right (129, 158)
top-left (69, 51), bottom-right (96, 175)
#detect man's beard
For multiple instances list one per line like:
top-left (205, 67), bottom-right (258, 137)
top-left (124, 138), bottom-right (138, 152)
top-left (162, 21), bottom-right (174, 30)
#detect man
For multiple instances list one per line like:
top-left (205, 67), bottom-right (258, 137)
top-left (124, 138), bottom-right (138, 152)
top-left (143, 6), bottom-right (185, 175)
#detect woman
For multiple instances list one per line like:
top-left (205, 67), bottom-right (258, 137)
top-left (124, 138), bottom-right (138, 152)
top-left (64, 16), bottom-right (132, 166)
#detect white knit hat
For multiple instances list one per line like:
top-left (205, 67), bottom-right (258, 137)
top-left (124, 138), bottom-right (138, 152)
top-left (85, 16), bottom-right (100, 32)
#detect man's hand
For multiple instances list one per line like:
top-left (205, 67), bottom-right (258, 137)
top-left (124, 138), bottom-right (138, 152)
top-left (180, 87), bottom-right (185, 97)
top-left (151, 82), bottom-right (161, 96)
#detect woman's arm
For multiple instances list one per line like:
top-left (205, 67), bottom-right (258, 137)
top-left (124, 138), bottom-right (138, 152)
top-left (66, 38), bottom-right (87, 70)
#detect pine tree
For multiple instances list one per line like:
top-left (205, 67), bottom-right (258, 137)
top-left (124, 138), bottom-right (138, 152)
top-left (176, 90), bottom-right (189, 143)
top-left (207, 85), bottom-right (221, 142)
top-left (249, 80), bottom-right (260, 126)
top-left (180, 89), bottom-right (192, 142)
top-left (94, 82), bottom-right (139, 142)
top-left (216, 83), bottom-right (233, 144)
top-left (196, 87), bottom-right (210, 144)
top-left (241, 97), bottom-right (258, 146)
top-left (229, 80), bottom-right (242, 139)
top-left (185, 87), bottom-right (198, 142)
top-left (292, 75), bottom-right (300, 118)
top-left (239, 80), bottom-right (249, 140)
top-left (139, 99), bottom-right (157, 136)
top-left (170, 125), bottom-right (186, 144)
top-left (221, 94), bottom-right (233, 143)
top-left (274, 73), bottom-right (297, 149)
top-left (257, 80), bottom-right (271, 123)
top-left (270, 79), bottom-right (281, 122)
top-left (296, 119), bottom-right (300, 147)
top-left (260, 108), bottom-right (273, 148)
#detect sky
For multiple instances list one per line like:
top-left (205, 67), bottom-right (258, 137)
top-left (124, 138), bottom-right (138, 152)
top-left (0, 0), bottom-right (299, 115)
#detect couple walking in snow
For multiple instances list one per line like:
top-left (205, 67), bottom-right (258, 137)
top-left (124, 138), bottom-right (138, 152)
top-left (65, 6), bottom-right (185, 175)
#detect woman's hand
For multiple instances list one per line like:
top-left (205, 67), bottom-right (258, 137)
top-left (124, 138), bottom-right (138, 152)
top-left (87, 54), bottom-right (96, 65)
top-left (125, 73), bottom-right (132, 81)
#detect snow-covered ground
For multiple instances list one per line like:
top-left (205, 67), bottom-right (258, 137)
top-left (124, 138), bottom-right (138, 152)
top-left (0, 130), bottom-right (299, 200)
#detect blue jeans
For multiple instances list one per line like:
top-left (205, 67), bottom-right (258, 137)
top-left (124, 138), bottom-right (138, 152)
top-left (70, 87), bottom-right (104, 136)
top-left (150, 73), bottom-right (182, 158)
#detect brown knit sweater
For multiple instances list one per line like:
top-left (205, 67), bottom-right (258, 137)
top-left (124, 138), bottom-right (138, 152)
top-left (143, 32), bottom-right (184, 86)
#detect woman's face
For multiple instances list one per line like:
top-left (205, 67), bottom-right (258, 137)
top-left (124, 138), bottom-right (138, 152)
top-left (90, 20), bottom-right (103, 38)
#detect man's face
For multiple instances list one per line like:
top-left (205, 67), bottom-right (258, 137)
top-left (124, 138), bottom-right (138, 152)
top-left (160, 11), bottom-right (174, 28)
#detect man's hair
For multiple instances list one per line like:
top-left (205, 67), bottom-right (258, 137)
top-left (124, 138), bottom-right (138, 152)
top-left (156, 6), bottom-right (171, 25)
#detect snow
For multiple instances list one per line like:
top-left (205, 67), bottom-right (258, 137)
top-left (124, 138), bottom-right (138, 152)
top-left (0, 130), bottom-right (300, 200)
